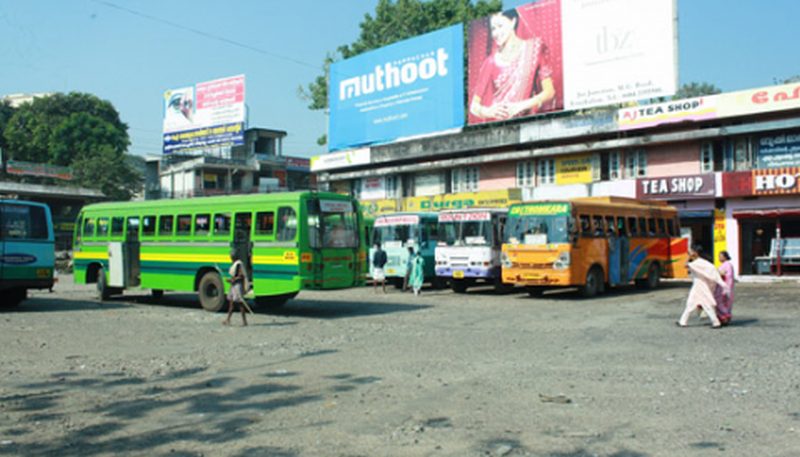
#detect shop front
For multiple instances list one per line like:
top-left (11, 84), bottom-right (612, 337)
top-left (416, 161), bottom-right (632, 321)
top-left (723, 168), bottom-right (800, 276)
top-left (636, 173), bottom-right (717, 257)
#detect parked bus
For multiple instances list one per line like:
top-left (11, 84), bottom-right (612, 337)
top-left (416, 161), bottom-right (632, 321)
top-left (1, 200), bottom-right (55, 307)
top-left (501, 197), bottom-right (688, 297)
top-left (435, 208), bottom-right (509, 293)
top-left (73, 192), bottom-right (365, 311)
top-left (369, 212), bottom-right (442, 289)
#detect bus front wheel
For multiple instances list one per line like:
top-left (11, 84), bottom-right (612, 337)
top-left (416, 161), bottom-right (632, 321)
top-left (97, 268), bottom-right (113, 301)
top-left (198, 272), bottom-right (225, 312)
top-left (452, 279), bottom-right (469, 294)
top-left (580, 266), bottom-right (604, 298)
top-left (2, 288), bottom-right (26, 307)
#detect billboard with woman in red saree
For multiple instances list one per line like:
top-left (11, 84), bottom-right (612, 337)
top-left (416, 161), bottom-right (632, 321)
top-left (467, 0), bottom-right (564, 125)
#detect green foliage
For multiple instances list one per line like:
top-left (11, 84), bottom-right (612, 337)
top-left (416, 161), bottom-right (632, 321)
top-left (0, 101), bottom-right (15, 153)
top-left (775, 75), bottom-right (800, 84)
top-left (672, 82), bottom-right (722, 100)
top-left (1, 92), bottom-right (141, 200)
top-left (300, 0), bottom-right (502, 116)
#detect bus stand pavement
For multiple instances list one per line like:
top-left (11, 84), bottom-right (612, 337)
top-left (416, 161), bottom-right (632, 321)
top-left (0, 276), bottom-right (799, 457)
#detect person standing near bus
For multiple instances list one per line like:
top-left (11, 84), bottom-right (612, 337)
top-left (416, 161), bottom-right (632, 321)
top-left (223, 250), bottom-right (249, 327)
top-left (403, 246), bottom-right (415, 291)
top-left (410, 249), bottom-right (425, 296)
top-left (372, 243), bottom-right (388, 293)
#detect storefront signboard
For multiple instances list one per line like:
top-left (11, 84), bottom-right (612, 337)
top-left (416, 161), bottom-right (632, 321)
top-left (713, 209), bottom-right (727, 268)
top-left (722, 168), bottom-right (800, 197)
top-left (555, 154), bottom-right (593, 185)
top-left (636, 173), bottom-right (715, 200)
top-left (757, 131), bottom-right (800, 169)
top-left (618, 97), bottom-right (717, 131)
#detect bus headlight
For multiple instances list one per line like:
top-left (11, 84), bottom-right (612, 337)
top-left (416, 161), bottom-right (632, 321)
top-left (553, 251), bottom-right (571, 270)
top-left (501, 252), bottom-right (512, 268)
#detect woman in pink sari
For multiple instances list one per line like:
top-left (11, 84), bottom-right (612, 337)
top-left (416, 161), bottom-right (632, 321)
top-left (714, 251), bottom-right (735, 325)
top-left (469, 9), bottom-right (556, 122)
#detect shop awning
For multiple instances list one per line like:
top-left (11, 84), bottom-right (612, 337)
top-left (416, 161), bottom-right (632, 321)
top-left (733, 208), bottom-right (800, 219)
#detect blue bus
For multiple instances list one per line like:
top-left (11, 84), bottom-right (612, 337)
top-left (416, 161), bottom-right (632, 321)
top-left (1, 200), bottom-right (55, 307)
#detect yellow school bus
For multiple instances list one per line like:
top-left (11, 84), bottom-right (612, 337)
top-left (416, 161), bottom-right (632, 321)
top-left (501, 197), bottom-right (689, 297)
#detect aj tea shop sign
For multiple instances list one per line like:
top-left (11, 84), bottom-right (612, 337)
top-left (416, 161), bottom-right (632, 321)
top-left (636, 174), bottom-right (715, 200)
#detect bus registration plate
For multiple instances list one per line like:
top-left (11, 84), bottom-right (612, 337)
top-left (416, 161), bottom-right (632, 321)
top-left (453, 270), bottom-right (464, 279)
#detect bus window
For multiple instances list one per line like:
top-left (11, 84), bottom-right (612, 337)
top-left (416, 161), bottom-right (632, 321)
top-left (579, 215), bottom-right (592, 237)
top-left (195, 214), bottom-right (210, 236)
top-left (82, 218), bottom-right (95, 238)
top-left (638, 218), bottom-right (647, 236)
top-left (127, 217), bottom-right (140, 239)
top-left (617, 217), bottom-right (627, 236)
top-left (111, 217), bottom-right (124, 237)
top-left (214, 213), bottom-right (231, 237)
top-left (142, 216), bottom-right (156, 236)
top-left (647, 218), bottom-right (656, 237)
top-left (1, 204), bottom-right (49, 240)
top-left (176, 215), bottom-right (192, 235)
top-left (592, 215), bottom-right (604, 237)
top-left (627, 217), bottom-right (637, 236)
top-left (158, 215), bottom-right (174, 237)
top-left (656, 218), bottom-right (667, 237)
top-left (668, 218), bottom-right (678, 237)
top-left (604, 216), bottom-right (617, 236)
top-left (277, 207), bottom-right (297, 241)
top-left (256, 212), bottom-right (275, 236)
top-left (97, 218), bottom-right (109, 238)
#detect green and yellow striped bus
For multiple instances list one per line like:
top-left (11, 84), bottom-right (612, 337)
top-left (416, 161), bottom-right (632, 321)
top-left (73, 192), bottom-right (365, 311)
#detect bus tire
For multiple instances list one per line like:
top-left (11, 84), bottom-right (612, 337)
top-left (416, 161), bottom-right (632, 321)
top-left (580, 266), bottom-right (603, 298)
top-left (646, 262), bottom-right (661, 290)
top-left (452, 279), bottom-right (468, 294)
top-left (97, 268), bottom-right (112, 301)
top-left (526, 286), bottom-right (544, 298)
top-left (431, 277), bottom-right (447, 290)
top-left (197, 272), bottom-right (225, 312)
top-left (391, 278), bottom-right (404, 290)
top-left (2, 288), bottom-right (26, 307)
top-left (493, 277), bottom-right (514, 294)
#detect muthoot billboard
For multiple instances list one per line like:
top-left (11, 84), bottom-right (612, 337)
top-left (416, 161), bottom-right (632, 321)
top-left (328, 24), bottom-right (464, 151)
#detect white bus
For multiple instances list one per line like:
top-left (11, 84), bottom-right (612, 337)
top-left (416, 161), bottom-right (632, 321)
top-left (434, 208), bottom-right (509, 293)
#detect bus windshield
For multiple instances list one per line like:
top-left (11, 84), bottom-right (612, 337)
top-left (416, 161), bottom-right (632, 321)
top-left (308, 200), bottom-right (359, 249)
top-left (504, 215), bottom-right (570, 245)
top-left (438, 220), bottom-right (493, 246)
top-left (373, 224), bottom-right (418, 247)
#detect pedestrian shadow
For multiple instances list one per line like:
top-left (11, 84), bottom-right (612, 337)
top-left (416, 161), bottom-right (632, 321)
top-left (261, 299), bottom-right (430, 319)
top-left (3, 297), bottom-right (129, 313)
top-left (725, 318), bottom-right (759, 327)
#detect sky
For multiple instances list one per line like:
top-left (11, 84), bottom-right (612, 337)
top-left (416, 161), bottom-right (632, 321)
top-left (1, 0), bottom-right (799, 159)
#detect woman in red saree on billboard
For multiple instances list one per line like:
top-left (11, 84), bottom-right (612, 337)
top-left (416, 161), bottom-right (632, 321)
top-left (468, 2), bottom-right (563, 124)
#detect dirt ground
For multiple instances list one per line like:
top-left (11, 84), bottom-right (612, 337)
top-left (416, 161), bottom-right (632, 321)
top-left (0, 276), bottom-right (799, 457)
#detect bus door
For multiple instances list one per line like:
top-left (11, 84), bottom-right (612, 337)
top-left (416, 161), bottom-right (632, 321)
top-left (126, 217), bottom-right (141, 287)
top-left (233, 212), bottom-right (253, 281)
top-left (607, 216), bottom-right (630, 286)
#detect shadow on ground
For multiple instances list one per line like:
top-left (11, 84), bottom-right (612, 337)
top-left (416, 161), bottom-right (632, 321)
top-left (0, 362), bottom-right (380, 456)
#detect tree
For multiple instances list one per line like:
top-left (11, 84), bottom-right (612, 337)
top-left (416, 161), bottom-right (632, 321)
top-left (672, 82), bottom-right (722, 100)
top-left (0, 100), bottom-right (15, 153)
top-left (299, 0), bottom-right (502, 144)
top-left (775, 75), bottom-right (800, 84)
top-left (2, 92), bottom-right (141, 200)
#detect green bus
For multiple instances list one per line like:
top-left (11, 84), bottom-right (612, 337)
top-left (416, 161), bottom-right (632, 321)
top-left (73, 192), bottom-right (365, 311)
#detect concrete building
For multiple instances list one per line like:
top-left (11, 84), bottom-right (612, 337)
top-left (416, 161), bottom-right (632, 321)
top-left (315, 81), bottom-right (800, 278)
top-left (155, 127), bottom-right (312, 199)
